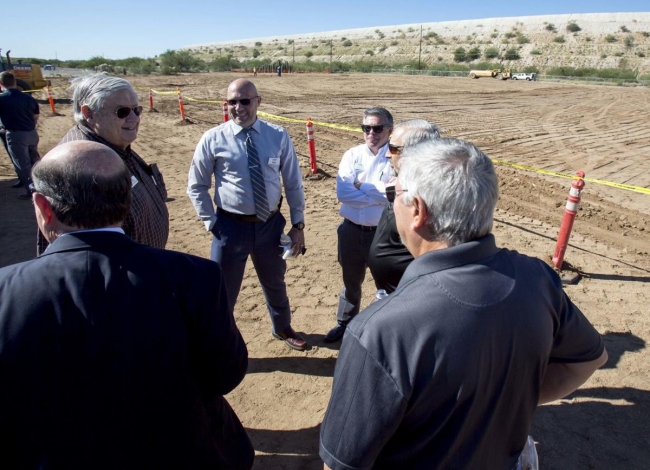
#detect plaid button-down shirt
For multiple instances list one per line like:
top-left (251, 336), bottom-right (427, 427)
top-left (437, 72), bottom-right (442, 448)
top-left (37, 125), bottom-right (169, 255)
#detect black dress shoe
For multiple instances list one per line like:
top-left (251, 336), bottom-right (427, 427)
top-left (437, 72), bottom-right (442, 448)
top-left (323, 324), bottom-right (346, 343)
top-left (12, 180), bottom-right (23, 188)
top-left (17, 193), bottom-right (32, 200)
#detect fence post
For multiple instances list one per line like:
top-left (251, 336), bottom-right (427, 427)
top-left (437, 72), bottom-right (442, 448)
top-left (552, 171), bottom-right (586, 270)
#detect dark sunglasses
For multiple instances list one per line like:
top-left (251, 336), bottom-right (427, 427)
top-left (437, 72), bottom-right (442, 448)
top-left (114, 106), bottom-right (143, 119)
top-left (227, 96), bottom-right (259, 106)
top-left (361, 124), bottom-right (387, 133)
top-left (388, 144), bottom-right (404, 156)
top-left (385, 186), bottom-right (408, 203)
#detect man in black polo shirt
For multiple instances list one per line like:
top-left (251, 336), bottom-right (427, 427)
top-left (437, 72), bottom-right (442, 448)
top-left (0, 71), bottom-right (40, 199)
top-left (320, 138), bottom-right (607, 470)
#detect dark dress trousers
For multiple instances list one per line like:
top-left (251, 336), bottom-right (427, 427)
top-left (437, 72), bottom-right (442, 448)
top-left (0, 231), bottom-right (253, 470)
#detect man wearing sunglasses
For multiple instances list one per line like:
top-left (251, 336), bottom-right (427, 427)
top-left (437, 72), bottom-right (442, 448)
top-left (36, 73), bottom-right (169, 255)
top-left (367, 119), bottom-right (440, 294)
top-left (320, 138), bottom-right (607, 470)
top-left (324, 107), bottom-right (393, 344)
top-left (188, 79), bottom-right (307, 352)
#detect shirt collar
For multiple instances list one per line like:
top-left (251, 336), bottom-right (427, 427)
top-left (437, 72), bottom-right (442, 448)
top-left (231, 118), bottom-right (261, 136)
top-left (59, 227), bottom-right (126, 237)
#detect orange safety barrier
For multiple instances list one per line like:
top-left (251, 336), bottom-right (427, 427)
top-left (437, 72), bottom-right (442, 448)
top-left (177, 88), bottom-right (186, 121)
top-left (149, 89), bottom-right (154, 111)
top-left (47, 86), bottom-right (56, 114)
top-left (222, 101), bottom-right (229, 122)
top-left (552, 171), bottom-right (585, 269)
top-left (306, 117), bottom-right (317, 175)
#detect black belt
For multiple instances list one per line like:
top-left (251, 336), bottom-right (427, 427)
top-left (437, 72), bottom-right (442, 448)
top-left (344, 219), bottom-right (377, 231)
top-left (217, 205), bottom-right (280, 223)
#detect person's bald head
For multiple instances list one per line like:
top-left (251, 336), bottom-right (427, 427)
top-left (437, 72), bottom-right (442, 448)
top-left (226, 79), bottom-right (261, 128)
top-left (32, 141), bottom-right (131, 239)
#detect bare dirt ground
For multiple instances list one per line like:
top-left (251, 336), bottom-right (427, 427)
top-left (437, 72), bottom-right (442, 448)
top-left (1, 72), bottom-right (649, 469)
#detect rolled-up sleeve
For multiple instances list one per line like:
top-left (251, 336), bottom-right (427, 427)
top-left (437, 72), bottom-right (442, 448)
top-left (320, 333), bottom-right (407, 470)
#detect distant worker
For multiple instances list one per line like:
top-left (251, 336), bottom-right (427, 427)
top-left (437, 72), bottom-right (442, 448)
top-left (0, 71), bottom-right (40, 199)
top-left (253, 67), bottom-right (257, 77)
top-left (0, 140), bottom-right (253, 469)
top-left (37, 72), bottom-right (169, 255)
top-left (324, 107), bottom-right (393, 344)
top-left (367, 119), bottom-right (440, 293)
top-left (277, 65), bottom-right (282, 77)
top-left (187, 78), bottom-right (308, 351)
top-left (320, 138), bottom-right (608, 470)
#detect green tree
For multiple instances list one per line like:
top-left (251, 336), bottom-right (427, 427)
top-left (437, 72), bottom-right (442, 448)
top-left (504, 48), bottom-right (520, 60)
top-left (453, 47), bottom-right (467, 62)
top-left (467, 47), bottom-right (481, 61)
top-left (484, 47), bottom-right (500, 59)
top-left (566, 22), bottom-right (581, 32)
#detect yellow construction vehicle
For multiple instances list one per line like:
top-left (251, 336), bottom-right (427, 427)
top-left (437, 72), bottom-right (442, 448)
top-left (0, 49), bottom-right (50, 91)
top-left (468, 69), bottom-right (512, 80)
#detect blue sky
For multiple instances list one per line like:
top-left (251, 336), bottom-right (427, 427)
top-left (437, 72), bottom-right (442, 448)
top-left (2, 0), bottom-right (647, 60)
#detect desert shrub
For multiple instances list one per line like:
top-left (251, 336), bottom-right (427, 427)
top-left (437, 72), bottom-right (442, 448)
top-left (600, 53), bottom-right (608, 58)
top-left (604, 35), bottom-right (617, 43)
top-left (530, 49), bottom-right (542, 55)
top-left (366, 50), bottom-right (374, 56)
top-left (504, 48), bottom-right (520, 60)
top-left (304, 51), bottom-right (313, 58)
top-left (375, 29), bottom-right (385, 38)
top-left (636, 51), bottom-right (646, 57)
top-left (620, 25), bottom-right (630, 33)
top-left (546, 66), bottom-right (636, 79)
top-left (390, 40), bottom-right (398, 46)
top-left (501, 38), bottom-right (510, 44)
top-left (407, 27), bottom-right (415, 32)
top-left (342, 40), bottom-right (352, 47)
top-left (504, 32), bottom-right (516, 39)
top-left (642, 32), bottom-right (650, 37)
top-left (484, 47), bottom-right (500, 59)
top-left (467, 47), bottom-right (481, 61)
top-left (553, 36), bottom-right (565, 43)
top-left (566, 22), bottom-right (581, 32)
top-left (252, 49), bottom-right (260, 58)
top-left (491, 32), bottom-right (498, 38)
top-left (585, 36), bottom-right (592, 42)
top-left (624, 36), bottom-right (634, 47)
top-left (255, 41), bottom-right (262, 47)
top-left (159, 49), bottom-right (205, 72)
top-left (614, 52), bottom-right (624, 57)
top-left (453, 47), bottom-right (467, 62)
top-left (545, 23), bottom-right (557, 32)
top-left (516, 34), bottom-right (530, 44)
top-left (288, 39), bottom-right (294, 45)
top-left (378, 45), bottom-right (387, 52)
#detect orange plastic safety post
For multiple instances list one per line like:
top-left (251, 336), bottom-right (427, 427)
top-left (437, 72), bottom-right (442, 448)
top-left (177, 88), bottom-right (186, 121)
top-left (149, 89), bottom-right (154, 111)
top-left (222, 101), bottom-right (229, 122)
top-left (47, 87), bottom-right (56, 114)
top-left (552, 171), bottom-right (586, 269)
top-left (306, 117), bottom-right (317, 175)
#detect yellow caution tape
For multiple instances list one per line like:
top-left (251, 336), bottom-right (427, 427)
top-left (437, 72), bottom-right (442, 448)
top-left (186, 96), bottom-right (222, 104)
top-left (492, 159), bottom-right (650, 195)
top-left (150, 89), bottom-right (178, 96)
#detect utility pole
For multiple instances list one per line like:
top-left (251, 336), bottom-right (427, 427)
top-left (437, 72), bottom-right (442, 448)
top-left (329, 39), bottom-right (333, 73)
top-left (418, 25), bottom-right (423, 71)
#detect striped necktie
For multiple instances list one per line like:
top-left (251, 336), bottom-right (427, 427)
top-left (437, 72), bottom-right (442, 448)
top-left (244, 128), bottom-right (271, 222)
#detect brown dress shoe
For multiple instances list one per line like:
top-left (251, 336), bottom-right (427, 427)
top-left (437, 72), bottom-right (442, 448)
top-left (272, 326), bottom-right (307, 351)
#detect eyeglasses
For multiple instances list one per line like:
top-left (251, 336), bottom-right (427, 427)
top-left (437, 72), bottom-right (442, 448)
top-left (388, 143), bottom-right (404, 156)
top-left (385, 186), bottom-right (408, 203)
top-left (114, 106), bottom-right (143, 119)
top-left (361, 124), bottom-right (388, 134)
top-left (227, 97), bottom-right (259, 106)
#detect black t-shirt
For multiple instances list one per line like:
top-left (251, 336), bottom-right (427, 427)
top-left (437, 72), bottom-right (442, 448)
top-left (367, 203), bottom-right (413, 293)
top-left (0, 89), bottom-right (39, 131)
top-left (320, 235), bottom-right (605, 470)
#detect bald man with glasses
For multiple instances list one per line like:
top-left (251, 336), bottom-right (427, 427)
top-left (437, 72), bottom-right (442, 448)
top-left (324, 107), bottom-right (394, 344)
top-left (187, 78), bottom-right (307, 352)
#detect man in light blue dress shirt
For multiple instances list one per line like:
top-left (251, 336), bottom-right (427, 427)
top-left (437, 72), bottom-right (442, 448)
top-left (187, 79), bottom-right (307, 351)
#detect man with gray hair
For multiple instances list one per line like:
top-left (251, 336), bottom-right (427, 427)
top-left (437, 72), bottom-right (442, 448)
top-left (320, 138), bottom-right (607, 469)
top-left (0, 140), bottom-right (252, 469)
top-left (37, 72), bottom-right (168, 254)
top-left (367, 119), bottom-right (440, 293)
top-left (324, 107), bottom-right (394, 343)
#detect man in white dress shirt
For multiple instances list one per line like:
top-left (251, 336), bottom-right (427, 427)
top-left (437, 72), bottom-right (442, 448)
top-left (324, 107), bottom-right (394, 343)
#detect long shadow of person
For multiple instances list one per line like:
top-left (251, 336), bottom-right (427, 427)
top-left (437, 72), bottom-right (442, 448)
top-left (600, 331), bottom-right (645, 369)
top-left (246, 425), bottom-right (322, 470)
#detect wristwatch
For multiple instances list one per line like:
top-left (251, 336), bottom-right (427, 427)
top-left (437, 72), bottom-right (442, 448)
top-left (292, 222), bottom-right (305, 231)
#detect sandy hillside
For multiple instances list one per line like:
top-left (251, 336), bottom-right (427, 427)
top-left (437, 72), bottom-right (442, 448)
top-left (1, 72), bottom-right (649, 469)
top-left (184, 12), bottom-right (650, 74)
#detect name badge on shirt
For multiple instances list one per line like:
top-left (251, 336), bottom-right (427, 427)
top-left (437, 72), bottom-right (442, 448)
top-left (354, 162), bottom-right (364, 171)
top-left (131, 175), bottom-right (139, 188)
top-left (268, 157), bottom-right (280, 169)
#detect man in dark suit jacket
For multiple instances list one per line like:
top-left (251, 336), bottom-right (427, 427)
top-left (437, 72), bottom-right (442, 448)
top-left (0, 141), bottom-right (253, 470)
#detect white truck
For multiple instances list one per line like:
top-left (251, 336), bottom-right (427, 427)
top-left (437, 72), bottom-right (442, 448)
top-left (511, 72), bottom-right (537, 81)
